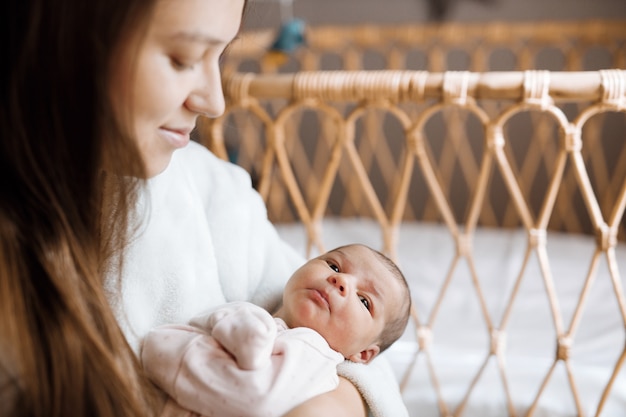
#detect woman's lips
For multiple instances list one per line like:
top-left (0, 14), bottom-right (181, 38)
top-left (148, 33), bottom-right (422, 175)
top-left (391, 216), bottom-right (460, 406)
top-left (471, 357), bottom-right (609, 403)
top-left (159, 127), bottom-right (192, 148)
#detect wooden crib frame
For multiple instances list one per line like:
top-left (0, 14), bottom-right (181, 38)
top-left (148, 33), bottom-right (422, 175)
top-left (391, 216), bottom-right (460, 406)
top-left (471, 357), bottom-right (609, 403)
top-left (198, 20), bottom-right (626, 417)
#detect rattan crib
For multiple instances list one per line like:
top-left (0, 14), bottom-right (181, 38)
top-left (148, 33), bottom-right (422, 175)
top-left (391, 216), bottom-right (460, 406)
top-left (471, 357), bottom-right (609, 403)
top-left (198, 20), bottom-right (626, 417)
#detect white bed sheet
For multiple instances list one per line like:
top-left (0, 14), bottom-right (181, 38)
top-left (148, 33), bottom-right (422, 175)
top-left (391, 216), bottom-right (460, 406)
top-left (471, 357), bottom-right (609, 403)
top-left (275, 218), bottom-right (626, 417)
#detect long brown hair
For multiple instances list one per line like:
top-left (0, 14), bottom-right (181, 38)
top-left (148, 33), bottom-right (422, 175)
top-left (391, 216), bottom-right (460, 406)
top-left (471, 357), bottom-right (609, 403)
top-left (1, 0), bottom-right (160, 415)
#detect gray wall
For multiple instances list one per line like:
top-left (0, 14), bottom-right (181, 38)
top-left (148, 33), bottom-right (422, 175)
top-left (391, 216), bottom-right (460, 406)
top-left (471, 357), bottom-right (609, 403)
top-left (244, 0), bottom-right (626, 29)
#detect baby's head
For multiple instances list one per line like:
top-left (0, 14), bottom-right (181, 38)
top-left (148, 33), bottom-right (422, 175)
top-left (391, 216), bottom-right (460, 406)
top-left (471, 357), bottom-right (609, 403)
top-left (275, 244), bottom-right (411, 364)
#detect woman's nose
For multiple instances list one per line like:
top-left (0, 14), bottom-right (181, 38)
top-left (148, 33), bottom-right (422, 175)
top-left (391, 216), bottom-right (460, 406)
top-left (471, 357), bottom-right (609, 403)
top-left (186, 62), bottom-right (225, 118)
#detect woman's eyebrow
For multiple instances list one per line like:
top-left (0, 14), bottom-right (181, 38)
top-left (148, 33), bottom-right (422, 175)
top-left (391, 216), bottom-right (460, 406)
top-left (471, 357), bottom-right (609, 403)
top-left (170, 30), bottom-right (229, 46)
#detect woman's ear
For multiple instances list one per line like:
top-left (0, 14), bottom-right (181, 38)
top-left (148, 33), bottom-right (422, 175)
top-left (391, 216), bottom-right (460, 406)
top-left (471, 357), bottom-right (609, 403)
top-left (348, 344), bottom-right (380, 364)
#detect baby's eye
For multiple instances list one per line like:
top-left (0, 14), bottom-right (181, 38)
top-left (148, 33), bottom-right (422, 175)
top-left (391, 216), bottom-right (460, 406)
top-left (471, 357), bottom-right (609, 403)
top-left (359, 295), bottom-right (370, 311)
top-left (327, 262), bottom-right (340, 273)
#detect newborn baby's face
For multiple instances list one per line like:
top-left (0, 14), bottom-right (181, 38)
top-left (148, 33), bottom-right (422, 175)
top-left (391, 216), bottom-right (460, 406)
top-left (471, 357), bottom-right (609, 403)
top-left (278, 245), bottom-right (403, 363)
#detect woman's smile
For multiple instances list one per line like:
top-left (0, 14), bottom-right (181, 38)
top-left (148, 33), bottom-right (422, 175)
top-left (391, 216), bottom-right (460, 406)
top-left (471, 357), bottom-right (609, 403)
top-left (158, 126), bottom-right (193, 148)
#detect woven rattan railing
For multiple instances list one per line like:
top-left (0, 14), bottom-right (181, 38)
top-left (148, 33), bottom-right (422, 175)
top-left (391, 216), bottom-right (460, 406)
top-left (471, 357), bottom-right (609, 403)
top-left (197, 69), bottom-right (626, 417)
top-left (199, 69), bottom-right (626, 245)
top-left (216, 19), bottom-right (626, 234)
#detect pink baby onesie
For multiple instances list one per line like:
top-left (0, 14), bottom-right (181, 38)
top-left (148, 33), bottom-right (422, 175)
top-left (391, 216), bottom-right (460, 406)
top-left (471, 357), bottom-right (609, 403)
top-left (141, 301), bottom-right (344, 417)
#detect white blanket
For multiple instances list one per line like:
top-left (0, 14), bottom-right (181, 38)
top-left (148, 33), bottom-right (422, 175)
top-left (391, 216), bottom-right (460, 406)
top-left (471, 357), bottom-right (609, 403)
top-left (105, 141), bottom-right (409, 417)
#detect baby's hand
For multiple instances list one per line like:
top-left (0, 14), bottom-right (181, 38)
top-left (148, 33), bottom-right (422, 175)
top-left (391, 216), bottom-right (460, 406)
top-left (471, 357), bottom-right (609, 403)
top-left (206, 302), bottom-right (277, 370)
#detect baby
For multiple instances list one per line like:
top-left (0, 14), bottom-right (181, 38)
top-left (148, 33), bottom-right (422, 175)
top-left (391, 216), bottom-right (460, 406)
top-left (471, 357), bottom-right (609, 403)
top-left (141, 243), bottom-right (411, 417)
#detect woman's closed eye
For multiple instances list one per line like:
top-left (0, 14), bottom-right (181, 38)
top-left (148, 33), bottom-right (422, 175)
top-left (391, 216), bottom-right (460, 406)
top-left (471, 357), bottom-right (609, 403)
top-left (171, 57), bottom-right (196, 71)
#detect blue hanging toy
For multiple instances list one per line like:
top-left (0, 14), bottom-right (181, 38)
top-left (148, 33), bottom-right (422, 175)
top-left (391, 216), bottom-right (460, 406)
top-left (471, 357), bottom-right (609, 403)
top-left (262, 0), bottom-right (306, 70)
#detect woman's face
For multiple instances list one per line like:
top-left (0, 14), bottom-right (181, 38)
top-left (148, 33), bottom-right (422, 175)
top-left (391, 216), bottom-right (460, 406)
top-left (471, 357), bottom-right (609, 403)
top-left (110, 0), bottom-right (244, 177)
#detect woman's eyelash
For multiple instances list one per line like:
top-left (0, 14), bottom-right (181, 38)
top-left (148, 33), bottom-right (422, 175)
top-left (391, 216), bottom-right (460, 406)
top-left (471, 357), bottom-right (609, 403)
top-left (171, 58), bottom-right (195, 70)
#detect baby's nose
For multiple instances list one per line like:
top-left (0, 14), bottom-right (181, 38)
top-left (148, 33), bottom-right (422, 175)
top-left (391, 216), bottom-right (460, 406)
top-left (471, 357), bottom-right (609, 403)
top-left (329, 275), bottom-right (348, 294)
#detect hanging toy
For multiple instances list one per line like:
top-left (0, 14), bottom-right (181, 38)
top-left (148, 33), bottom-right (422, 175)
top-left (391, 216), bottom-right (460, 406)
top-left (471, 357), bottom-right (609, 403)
top-left (262, 0), bottom-right (306, 71)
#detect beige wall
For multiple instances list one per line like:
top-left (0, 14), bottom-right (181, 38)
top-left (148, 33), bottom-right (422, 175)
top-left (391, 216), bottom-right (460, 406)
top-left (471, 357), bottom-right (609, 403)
top-left (244, 0), bottom-right (626, 29)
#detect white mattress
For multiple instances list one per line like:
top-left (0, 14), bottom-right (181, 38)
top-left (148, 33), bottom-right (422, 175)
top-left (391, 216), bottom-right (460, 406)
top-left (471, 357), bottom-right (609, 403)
top-left (275, 218), bottom-right (626, 417)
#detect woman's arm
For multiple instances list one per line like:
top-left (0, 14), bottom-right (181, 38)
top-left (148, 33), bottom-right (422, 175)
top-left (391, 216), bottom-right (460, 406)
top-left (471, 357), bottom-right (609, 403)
top-left (282, 377), bottom-right (367, 417)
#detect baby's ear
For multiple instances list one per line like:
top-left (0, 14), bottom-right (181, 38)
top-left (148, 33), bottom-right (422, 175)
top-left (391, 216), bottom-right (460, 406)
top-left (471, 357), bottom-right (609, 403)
top-left (348, 344), bottom-right (380, 364)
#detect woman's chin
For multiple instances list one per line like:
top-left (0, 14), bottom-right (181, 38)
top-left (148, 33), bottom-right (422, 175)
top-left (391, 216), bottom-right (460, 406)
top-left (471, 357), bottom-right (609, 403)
top-left (144, 153), bottom-right (176, 178)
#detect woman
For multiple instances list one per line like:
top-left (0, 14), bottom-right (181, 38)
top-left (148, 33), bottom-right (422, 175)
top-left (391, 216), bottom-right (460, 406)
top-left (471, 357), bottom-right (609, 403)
top-left (1, 0), bottom-right (406, 416)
